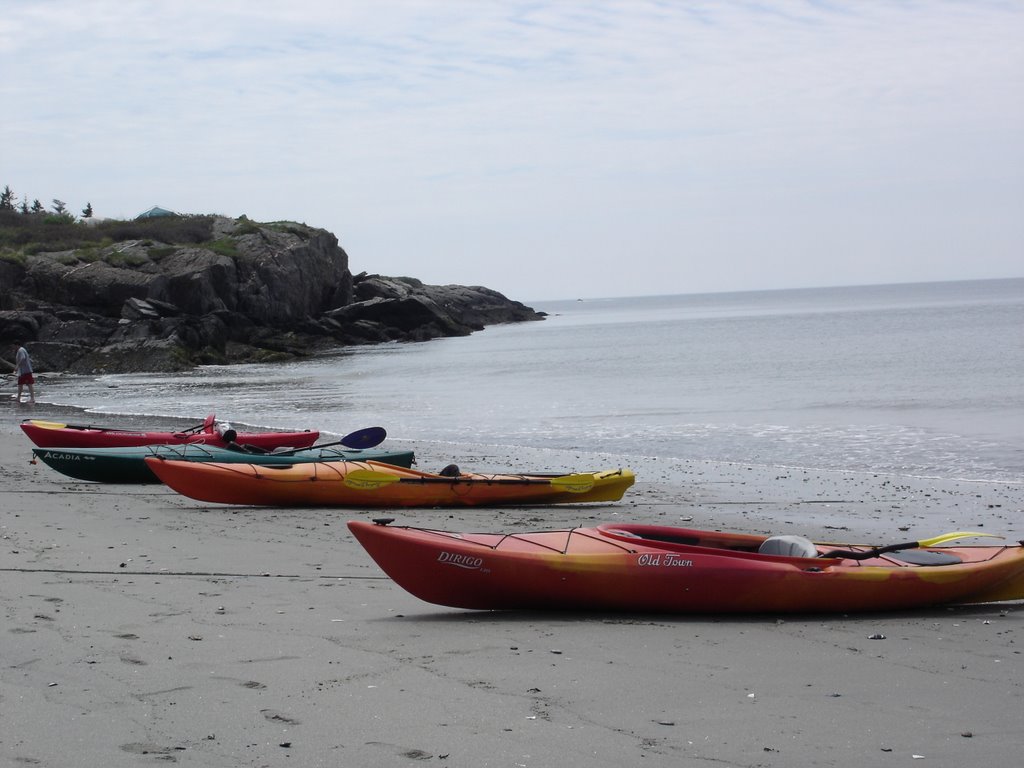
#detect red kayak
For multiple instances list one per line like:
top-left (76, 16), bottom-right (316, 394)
top-left (21, 414), bottom-right (319, 450)
top-left (348, 520), bottom-right (1024, 614)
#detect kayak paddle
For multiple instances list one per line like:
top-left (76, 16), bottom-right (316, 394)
top-left (28, 419), bottom-right (157, 434)
top-left (343, 470), bottom-right (597, 493)
top-left (338, 426), bottom-right (387, 449)
top-left (821, 531), bottom-right (1002, 561)
top-left (29, 416), bottom-right (212, 434)
top-left (265, 427), bottom-right (388, 455)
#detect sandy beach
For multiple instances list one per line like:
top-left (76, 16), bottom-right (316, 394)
top-left (1, 401), bottom-right (1021, 767)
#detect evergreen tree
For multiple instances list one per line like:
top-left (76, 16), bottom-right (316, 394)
top-left (20, 196), bottom-right (29, 214)
top-left (31, 199), bottom-right (44, 214)
top-left (82, 202), bottom-right (94, 218)
top-left (0, 185), bottom-right (13, 210)
top-left (52, 199), bottom-right (68, 215)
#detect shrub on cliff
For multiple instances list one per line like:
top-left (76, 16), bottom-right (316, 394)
top-left (0, 212), bottom-right (221, 253)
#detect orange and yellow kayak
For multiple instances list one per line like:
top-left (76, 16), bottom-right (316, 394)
top-left (146, 458), bottom-right (635, 508)
top-left (347, 520), bottom-right (1024, 613)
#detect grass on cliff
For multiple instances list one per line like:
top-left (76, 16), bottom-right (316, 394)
top-left (0, 210), bottom-right (217, 255)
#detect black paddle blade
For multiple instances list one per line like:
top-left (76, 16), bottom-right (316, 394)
top-left (340, 426), bottom-right (387, 449)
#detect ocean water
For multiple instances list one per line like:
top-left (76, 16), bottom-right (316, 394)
top-left (39, 278), bottom-right (1024, 483)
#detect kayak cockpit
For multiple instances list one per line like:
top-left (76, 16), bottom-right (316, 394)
top-left (595, 524), bottom-right (975, 567)
top-left (597, 524), bottom-right (768, 553)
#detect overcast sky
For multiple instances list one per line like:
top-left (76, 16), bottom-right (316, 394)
top-left (2, 1), bottom-right (1021, 301)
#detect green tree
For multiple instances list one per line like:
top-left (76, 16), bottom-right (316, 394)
top-left (19, 196), bottom-right (29, 214)
top-left (31, 199), bottom-right (45, 214)
top-left (82, 202), bottom-right (93, 218)
top-left (0, 185), bottom-right (13, 210)
top-left (52, 199), bottom-right (68, 215)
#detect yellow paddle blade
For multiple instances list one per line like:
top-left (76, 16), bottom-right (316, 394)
top-left (918, 531), bottom-right (1003, 547)
top-left (549, 473), bottom-right (596, 493)
top-left (343, 470), bottom-right (401, 490)
top-left (30, 420), bottom-right (68, 429)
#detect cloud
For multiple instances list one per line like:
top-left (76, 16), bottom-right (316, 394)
top-left (2, 1), bottom-right (1022, 299)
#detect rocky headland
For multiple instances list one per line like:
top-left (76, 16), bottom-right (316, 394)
top-left (0, 213), bottom-right (544, 373)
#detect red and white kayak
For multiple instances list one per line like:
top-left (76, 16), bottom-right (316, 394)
top-left (348, 520), bottom-right (1024, 614)
top-left (21, 414), bottom-right (319, 451)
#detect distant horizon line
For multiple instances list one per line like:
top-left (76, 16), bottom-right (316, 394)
top-left (527, 275), bottom-right (1024, 306)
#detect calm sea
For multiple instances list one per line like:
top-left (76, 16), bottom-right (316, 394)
top-left (39, 278), bottom-right (1024, 483)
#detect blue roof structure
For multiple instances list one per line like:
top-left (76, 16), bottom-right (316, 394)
top-left (136, 205), bottom-right (177, 219)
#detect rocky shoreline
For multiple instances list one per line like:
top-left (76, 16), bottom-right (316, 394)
top-left (0, 213), bottom-right (544, 373)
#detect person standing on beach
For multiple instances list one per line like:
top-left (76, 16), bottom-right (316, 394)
top-left (3, 341), bottom-right (35, 404)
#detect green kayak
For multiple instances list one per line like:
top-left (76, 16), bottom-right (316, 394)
top-left (32, 443), bottom-right (416, 484)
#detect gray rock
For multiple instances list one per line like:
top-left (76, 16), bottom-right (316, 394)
top-left (0, 215), bottom-right (543, 373)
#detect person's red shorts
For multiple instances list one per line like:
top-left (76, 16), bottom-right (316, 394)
top-left (18, 373), bottom-right (34, 386)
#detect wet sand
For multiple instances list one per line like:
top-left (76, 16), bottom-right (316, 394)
top-left (1, 402), bottom-right (1022, 767)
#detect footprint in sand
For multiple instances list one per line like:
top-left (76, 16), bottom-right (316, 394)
top-left (119, 742), bottom-right (180, 756)
top-left (261, 710), bottom-right (300, 725)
